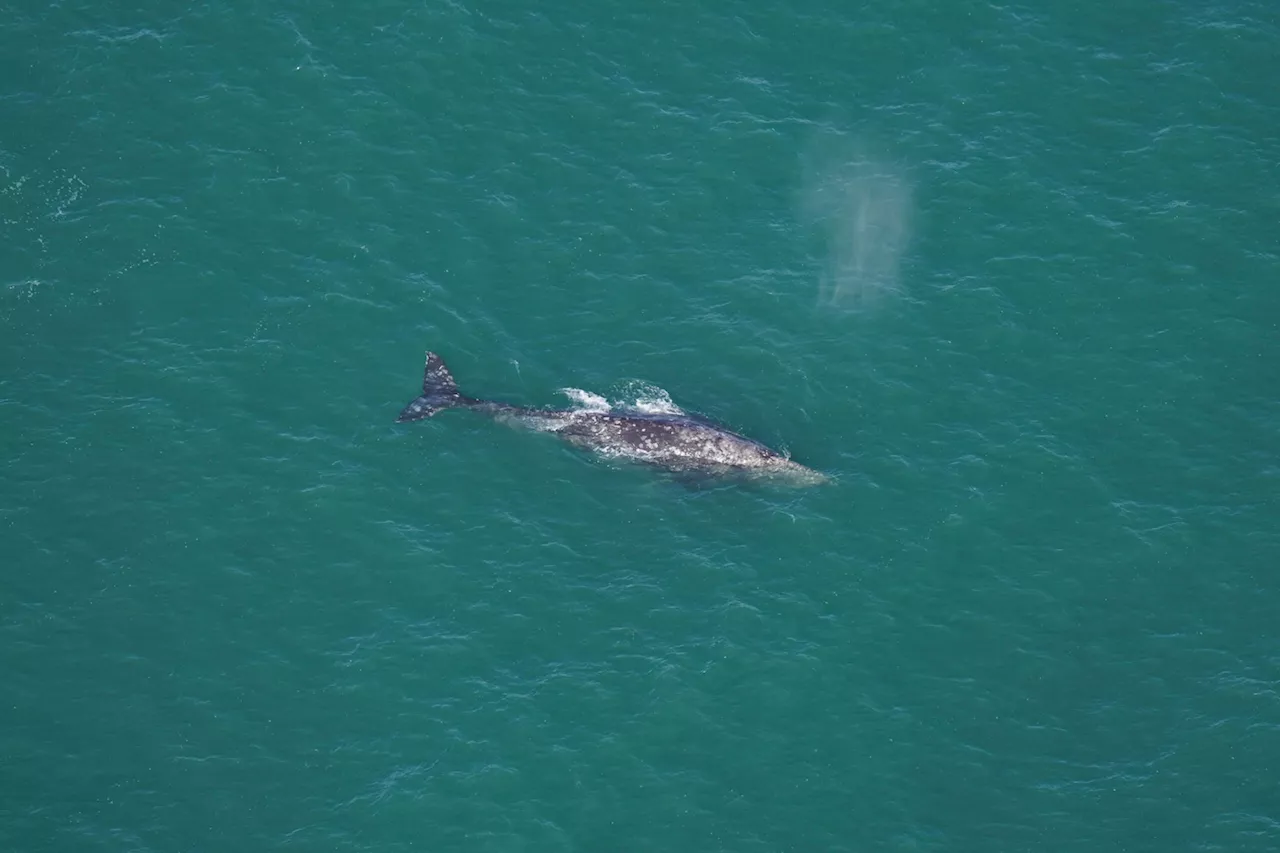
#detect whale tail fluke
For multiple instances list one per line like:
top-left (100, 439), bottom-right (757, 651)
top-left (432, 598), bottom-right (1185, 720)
top-left (396, 351), bottom-right (472, 422)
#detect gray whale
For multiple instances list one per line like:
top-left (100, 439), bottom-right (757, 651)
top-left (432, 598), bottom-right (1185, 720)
top-left (397, 352), bottom-right (827, 485)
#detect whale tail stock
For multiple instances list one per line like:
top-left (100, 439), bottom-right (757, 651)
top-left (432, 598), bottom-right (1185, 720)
top-left (396, 351), bottom-right (474, 422)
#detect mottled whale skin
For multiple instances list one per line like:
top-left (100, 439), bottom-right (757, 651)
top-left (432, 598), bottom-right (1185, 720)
top-left (396, 352), bottom-right (827, 485)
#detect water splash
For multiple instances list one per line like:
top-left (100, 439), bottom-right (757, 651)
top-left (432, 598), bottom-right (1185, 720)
top-left (557, 382), bottom-right (686, 416)
top-left (558, 388), bottom-right (611, 412)
top-left (619, 381), bottom-right (685, 416)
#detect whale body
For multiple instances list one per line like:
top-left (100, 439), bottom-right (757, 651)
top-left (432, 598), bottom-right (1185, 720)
top-left (396, 352), bottom-right (827, 485)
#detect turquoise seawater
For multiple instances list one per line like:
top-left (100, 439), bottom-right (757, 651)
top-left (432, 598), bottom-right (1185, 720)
top-left (3, 1), bottom-right (1278, 850)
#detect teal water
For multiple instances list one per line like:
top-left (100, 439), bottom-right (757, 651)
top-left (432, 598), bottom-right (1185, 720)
top-left (4, 1), bottom-right (1278, 850)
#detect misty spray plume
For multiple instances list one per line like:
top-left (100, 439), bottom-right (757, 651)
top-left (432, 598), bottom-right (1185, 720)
top-left (799, 137), bottom-right (912, 310)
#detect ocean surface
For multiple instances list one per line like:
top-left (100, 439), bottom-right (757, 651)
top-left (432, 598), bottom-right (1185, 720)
top-left (3, 1), bottom-right (1278, 851)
